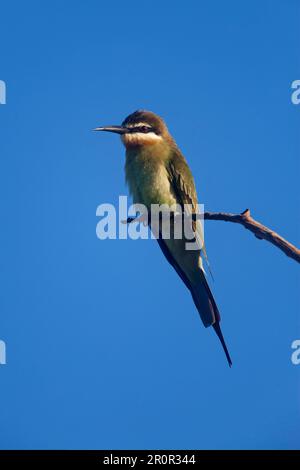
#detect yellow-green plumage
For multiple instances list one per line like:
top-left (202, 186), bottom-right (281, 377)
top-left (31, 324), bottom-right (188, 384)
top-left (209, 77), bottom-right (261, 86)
top-left (125, 142), bottom-right (176, 207)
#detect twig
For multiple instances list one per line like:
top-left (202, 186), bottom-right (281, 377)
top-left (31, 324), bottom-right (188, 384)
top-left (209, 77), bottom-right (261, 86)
top-left (124, 209), bottom-right (300, 263)
top-left (204, 209), bottom-right (300, 263)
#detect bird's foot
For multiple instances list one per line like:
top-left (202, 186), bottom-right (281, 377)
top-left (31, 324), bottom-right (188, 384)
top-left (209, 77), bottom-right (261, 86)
top-left (121, 214), bottom-right (149, 226)
top-left (121, 216), bottom-right (136, 224)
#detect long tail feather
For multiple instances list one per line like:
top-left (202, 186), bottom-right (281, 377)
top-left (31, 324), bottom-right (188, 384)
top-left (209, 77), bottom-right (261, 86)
top-left (155, 235), bottom-right (232, 367)
top-left (213, 322), bottom-right (232, 367)
top-left (191, 272), bottom-right (232, 367)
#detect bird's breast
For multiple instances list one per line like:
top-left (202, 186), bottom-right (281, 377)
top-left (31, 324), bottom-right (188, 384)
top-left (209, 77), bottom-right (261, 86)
top-left (125, 148), bottom-right (176, 208)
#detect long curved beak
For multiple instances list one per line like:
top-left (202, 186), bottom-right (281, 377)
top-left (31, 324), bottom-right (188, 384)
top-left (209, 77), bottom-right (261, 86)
top-left (93, 125), bottom-right (128, 134)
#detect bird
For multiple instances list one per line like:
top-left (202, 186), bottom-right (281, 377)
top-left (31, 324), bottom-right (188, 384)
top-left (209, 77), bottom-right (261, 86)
top-left (94, 110), bottom-right (232, 367)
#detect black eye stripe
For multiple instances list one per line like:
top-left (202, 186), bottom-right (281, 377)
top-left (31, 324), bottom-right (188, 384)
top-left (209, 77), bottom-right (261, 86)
top-left (130, 126), bottom-right (153, 133)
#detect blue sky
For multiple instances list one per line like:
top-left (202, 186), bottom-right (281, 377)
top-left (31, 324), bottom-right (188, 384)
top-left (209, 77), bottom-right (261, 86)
top-left (0, 0), bottom-right (299, 450)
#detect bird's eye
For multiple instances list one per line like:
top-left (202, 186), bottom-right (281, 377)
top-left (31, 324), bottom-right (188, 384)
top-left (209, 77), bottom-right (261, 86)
top-left (141, 126), bottom-right (150, 133)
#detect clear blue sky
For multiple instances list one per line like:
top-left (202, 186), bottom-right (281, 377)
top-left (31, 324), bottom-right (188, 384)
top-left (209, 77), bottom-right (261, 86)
top-left (0, 0), bottom-right (299, 450)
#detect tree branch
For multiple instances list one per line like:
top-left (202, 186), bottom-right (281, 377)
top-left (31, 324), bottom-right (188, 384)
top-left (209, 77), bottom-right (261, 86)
top-left (204, 209), bottom-right (300, 264)
top-left (125, 209), bottom-right (300, 264)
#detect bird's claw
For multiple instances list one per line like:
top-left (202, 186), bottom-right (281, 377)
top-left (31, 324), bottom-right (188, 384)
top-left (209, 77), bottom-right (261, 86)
top-left (121, 214), bottom-right (149, 226)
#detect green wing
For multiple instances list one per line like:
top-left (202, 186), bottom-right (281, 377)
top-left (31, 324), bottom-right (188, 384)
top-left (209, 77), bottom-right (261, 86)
top-left (167, 150), bottom-right (198, 210)
top-left (167, 150), bottom-right (209, 263)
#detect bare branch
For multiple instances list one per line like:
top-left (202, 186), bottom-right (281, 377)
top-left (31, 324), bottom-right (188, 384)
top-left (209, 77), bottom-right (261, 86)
top-left (125, 209), bottom-right (300, 263)
top-left (204, 209), bottom-right (300, 263)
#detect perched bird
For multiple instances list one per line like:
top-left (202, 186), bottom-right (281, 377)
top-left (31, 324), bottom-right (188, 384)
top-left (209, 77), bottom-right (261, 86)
top-left (94, 110), bottom-right (232, 366)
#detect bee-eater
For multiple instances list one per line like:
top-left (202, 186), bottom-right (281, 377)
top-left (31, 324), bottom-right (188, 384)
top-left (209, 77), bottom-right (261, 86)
top-left (94, 110), bottom-right (232, 366)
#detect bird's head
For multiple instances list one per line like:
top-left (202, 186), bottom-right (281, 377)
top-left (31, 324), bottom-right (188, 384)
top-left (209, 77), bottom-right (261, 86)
top-left (94, 110), bottom-right (171, 148)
